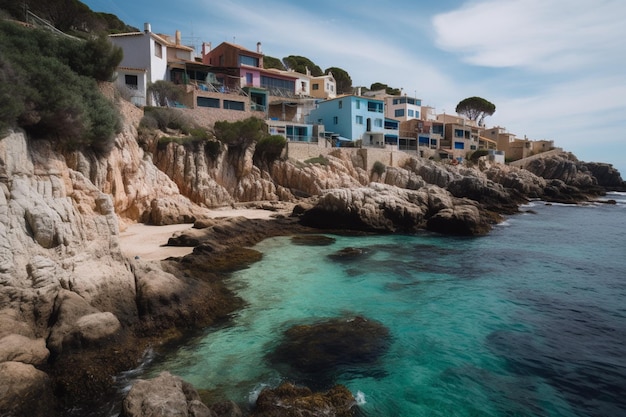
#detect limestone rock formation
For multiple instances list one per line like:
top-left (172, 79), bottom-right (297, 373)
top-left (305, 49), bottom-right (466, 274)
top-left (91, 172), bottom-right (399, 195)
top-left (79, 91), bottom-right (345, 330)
top-left (122, 371), bottom-right (213, 417)
top-left (300, 182), bottom-right (492, 235)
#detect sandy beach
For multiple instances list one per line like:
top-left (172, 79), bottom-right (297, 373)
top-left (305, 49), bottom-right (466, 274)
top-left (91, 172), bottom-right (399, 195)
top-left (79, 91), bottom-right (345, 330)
top-left (119, 208), bottom-right (278, 261)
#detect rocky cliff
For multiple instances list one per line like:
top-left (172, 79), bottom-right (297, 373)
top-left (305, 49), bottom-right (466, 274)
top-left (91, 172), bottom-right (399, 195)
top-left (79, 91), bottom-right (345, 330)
top-left (0, 92), bottom-right (623, 416)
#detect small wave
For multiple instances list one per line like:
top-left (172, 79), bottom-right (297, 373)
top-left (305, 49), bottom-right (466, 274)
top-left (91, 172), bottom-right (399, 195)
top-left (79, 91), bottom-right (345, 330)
top-left (354, 390), bottom-right (367, 405)
top-left (248, 383), bottom-right (270, 405)
top-left (114, 347), bottom-right (156, 394)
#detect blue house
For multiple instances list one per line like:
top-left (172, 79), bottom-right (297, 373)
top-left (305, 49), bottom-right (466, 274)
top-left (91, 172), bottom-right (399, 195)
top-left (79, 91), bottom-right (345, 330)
top-left (308, 95), bottom-right (396, 147)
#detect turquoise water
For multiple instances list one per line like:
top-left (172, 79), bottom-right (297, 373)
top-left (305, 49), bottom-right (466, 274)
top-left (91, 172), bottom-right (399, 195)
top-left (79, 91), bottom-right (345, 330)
top-left (145, 193), bottom-right (626, 416)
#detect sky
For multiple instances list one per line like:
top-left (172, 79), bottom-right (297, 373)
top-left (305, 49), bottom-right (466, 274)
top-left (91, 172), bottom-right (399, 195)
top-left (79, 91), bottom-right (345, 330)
top-left (82, 0), bottom-right (626, 174)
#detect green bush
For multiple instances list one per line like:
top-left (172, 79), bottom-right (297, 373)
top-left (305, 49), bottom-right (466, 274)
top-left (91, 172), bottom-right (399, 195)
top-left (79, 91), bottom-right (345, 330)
top-left (0, 20), bottom-right (121, 154)
top-left (372, 161), bottom-right (386, 176)
top-left (214, 117), bottom-right (266, 149)
top-left (147, 80), bottom-right (183, 107)
top-left (204, 140), bottom-right (222, 160)
top-left (254, 134), bottom-right (286, 166)
top-left (142, 107), bottom-right (193, 133)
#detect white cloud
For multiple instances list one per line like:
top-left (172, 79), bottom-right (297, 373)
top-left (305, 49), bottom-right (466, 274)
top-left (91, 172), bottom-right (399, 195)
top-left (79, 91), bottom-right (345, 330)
top-left (432, 0), bottom-right (626, 72)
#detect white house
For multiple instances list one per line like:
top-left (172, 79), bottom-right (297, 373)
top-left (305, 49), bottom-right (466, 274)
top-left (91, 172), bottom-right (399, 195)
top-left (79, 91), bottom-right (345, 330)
top-left (109, 23), bottom-right (188, 106)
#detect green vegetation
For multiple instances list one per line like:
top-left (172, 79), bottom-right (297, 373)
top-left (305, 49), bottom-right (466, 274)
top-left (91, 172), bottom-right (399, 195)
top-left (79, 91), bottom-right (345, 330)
top-left (369, 82), bottom-right (402, 95)
top-left (325, 66), bottom-right (352, 94)
top-left (141, 107), bottom-right (194, 134)
top-left (372, 161), bottom-right (386, 176)
top-left (263, 55), bottom-right (286, 71)
top-left (254, 134), bottom-right (286, 166)
top-left (147, 80), bottom-right (183, 107)
top-left (0, 20), bottom-right (122, 153)
top-left (0, 0), bottom-right (138, 36)
top-left (455, 96), bottom-right (496, 126)
top-left (214, 117), bottom-right (267, 149)
top-left (283, 55), bottom-right (322, 76)
top-left (304, 156), bottom-right (330, 166)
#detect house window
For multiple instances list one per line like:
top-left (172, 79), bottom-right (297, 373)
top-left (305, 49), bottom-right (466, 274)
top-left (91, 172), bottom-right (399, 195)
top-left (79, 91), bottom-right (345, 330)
top-left (368, 101), bottom-right (383, 113)
top-left (408, 109), bottom-right (414, 117)
top-left (395, 109), bottom-right (404, 117)
top-left (333, 116), bottom-right (338, 125)
top-left (124, 74), bottom-right (138, 89)
top-left (356, 115), bottom-right (363, 124)
top-left (312, 84), bottom-right (320, 90)
top-left (317, 119), bottom-right (323, 124)
top-left (415, 110), bottom-right (420, 119)
top-left (246, 73), bottom-right (253, 85)
top-left (455, 129), bottom-right (464, 138)
top-left (356, 100), bottom-right (361, 109)
top-left (239, 55), bottom-right (259, 67)
top-left (154, 42), bottom-right (162, 58)
top-left (197, 97), bottom-right (220, 108)
top-left (454, 141), bottom-right (465, 149)
top-left (374, 119), bottom-right (383, 127)
top-left (338, 100), bottom-right (342, 109)
top-left (223, 100), bottom-right (245, 111)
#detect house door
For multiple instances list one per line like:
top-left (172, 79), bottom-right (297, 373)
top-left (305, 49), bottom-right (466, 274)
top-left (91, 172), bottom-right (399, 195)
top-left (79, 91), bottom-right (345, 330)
top-left (367, 118), bottom-right (372, 132)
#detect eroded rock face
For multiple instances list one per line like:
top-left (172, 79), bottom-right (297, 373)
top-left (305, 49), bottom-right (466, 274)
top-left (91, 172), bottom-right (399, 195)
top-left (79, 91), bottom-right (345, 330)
top-left (300, 182), bottom-right (492, 235)
top-left (251, 382), bottom-right (356, 417)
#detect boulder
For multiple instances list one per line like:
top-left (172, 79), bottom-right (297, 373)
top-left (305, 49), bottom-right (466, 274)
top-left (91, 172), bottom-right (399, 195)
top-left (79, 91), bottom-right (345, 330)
top-left (0, 361), bottom-right (54, 417)
top-left (47, 290), bottom-right (121, 355)
top-left (426, 204), bottom-right (491, 236)
top-left (0, 334), bottom-right (49, 365)
top-left (300, 182), bottom-right (494, 235)
top-left (251, 382), bottom-right (356, 417)
top-left (122, 371), bottom-right (213, 417)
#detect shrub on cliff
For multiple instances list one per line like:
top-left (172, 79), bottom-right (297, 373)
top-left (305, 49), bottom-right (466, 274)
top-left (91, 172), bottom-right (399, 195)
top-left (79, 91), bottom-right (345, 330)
top-left (214, 117), bottom-right (266, 149)
top-left (0, 20), bottom-right (121, 154)
top-left (142, 107), bottom-right (193, 134)
top-left (254, 134), bottom-right (286, 166)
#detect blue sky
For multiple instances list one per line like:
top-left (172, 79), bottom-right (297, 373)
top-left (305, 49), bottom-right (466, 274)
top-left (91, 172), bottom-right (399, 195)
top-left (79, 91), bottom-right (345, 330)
top-left (83, 0), bottom-right (626, 175)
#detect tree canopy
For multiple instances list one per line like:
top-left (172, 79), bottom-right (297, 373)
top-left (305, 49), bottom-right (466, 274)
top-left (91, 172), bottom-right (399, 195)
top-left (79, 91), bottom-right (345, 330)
top-left (282, 55), bottom-right (322, 76)
top-left (370, 82), bottom-right (401, 95)
top-left (455, 96), bottom-right (496, 126)
top-left (263, 55), bottom-right (286, 71)
top-left (325, 67), bottom-right (352, 94)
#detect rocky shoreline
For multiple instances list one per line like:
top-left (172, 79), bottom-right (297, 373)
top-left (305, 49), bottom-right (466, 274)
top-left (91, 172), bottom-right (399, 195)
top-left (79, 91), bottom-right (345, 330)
top-left (1, 95), bottom-right (625, 416)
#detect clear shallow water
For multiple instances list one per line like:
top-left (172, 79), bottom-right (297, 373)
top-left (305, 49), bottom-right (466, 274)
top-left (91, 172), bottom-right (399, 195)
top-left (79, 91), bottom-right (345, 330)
top-left (145, 193), bottom-right (626, 417)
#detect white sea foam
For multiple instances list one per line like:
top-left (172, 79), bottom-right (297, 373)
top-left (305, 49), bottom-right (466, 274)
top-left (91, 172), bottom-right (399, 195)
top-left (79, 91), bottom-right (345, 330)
top-left (354, 390), bottom-right (367, 405)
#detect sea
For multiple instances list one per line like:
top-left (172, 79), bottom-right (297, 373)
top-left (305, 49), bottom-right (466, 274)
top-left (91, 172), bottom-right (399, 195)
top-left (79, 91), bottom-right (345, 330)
top-left (119, 192), bottom-right (626, 417)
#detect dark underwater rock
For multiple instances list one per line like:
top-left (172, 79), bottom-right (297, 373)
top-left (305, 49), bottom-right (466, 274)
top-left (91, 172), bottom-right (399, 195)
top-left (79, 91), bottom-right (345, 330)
top-left (291, 234), bottom-right (337, 246)
top-left (327, 247), bottom-right (372, 261)
top-left (268, 316), bottom-right (390, 386)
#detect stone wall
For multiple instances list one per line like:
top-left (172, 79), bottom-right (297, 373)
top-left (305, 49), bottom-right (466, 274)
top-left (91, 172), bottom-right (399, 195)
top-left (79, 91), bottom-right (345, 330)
top-left (285, 142), bottom-right (413, 171)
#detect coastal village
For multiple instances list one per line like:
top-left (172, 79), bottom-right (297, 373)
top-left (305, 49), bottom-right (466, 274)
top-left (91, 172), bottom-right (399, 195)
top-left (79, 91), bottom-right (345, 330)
top-left (2, 6), bottom-right (626, 417)
top-left (109, 23), bottom-right (558, 169)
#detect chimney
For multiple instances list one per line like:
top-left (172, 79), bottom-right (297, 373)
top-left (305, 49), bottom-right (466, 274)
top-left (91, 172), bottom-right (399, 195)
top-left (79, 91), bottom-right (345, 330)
top-left (256, 42), bottom-right (262, 54)
top-left (144, 23), bottom-right (151, 33)
top-left (175, 30), bottom-right (181, 46)
top-left (202, 42), bottom-right (212, 57)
